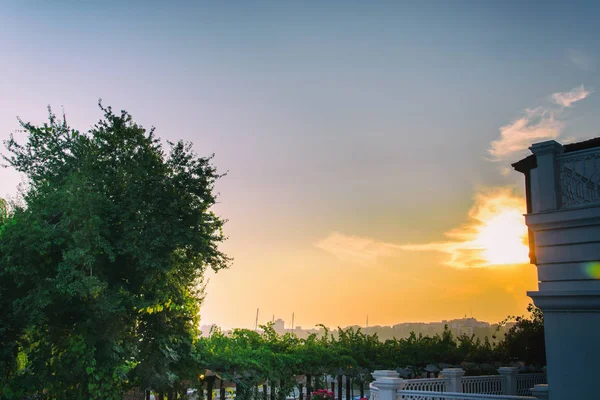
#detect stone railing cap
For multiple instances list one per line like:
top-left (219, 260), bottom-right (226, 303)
top-left (440, 368), bottom-right (465, 376)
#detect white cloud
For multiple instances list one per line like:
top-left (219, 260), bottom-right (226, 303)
top-left (488, 85), bottom-right (591, 160)
top-left (489, 107), bottom-right (563, 160)
top-left (551, 85), bottom-right (592, 107)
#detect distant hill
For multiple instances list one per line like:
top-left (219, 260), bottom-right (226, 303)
top-left (201, 317), bottom-right (516, 342)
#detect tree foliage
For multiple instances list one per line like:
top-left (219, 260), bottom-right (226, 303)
top-left (0, 104), bottom-right (546, 399)
top-left (496, 304), bottom-right (545, 366)
top-left (192, 313), bottom-right (545, 400)
top-left (0, 103), bottom-right (229, 399)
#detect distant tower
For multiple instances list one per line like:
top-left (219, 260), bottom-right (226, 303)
top-left (273, 318), bottom-right (285, 335)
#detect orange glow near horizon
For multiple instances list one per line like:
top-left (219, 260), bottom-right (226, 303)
top-left (199, 187), bottom-right (538, 330)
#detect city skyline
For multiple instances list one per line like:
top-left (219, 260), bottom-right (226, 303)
top-left (200, 314), bottom-right (516, 345)
top-left (206, 309), bottom-right (499, 331)
top-left (2, 1), bottom-right (600, 329)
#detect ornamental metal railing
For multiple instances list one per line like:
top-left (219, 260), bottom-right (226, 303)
top-left (558, 148), bottom-right (600, 208)
top-left (515, 374), bottom-right (546, 396)
top-left (403, 378), bottom-right (450, 392)
top-left (461, 376), bottom-right (503, 395)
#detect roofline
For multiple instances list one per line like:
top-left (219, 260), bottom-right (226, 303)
top-left (512, 137), bottom-right (600, 174)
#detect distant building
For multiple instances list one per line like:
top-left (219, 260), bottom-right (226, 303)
top-left (273, 318), bottom-right (285, 334)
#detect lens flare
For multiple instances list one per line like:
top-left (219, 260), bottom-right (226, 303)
top-left (582, 262), bottom-right (600, 279)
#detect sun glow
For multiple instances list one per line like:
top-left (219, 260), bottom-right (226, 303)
top-left (473, 205), bottom-right (530, 265)
top-left (456, 188), bottom-right (530, 266)
top-left (401, 188), bottom-right (530, 268)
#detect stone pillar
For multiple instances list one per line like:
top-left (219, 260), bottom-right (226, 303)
top-left (529, 291), bottom-right (600, 400)
top-left (529, 140), bottom-right (563, 212)
top-left (371, 371), bottom-right (403, 400)
top-left (440, 368), bottom-right (464, 393)
top-left (498, 367), bottom-right (518, 395)
top-left (531, 384), bottom-right (549, 400)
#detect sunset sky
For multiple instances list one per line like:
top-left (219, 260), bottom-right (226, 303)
top-left (2, 1), bottom-right (600, 330)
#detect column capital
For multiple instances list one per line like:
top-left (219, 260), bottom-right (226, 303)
top-left (372, 370), bottom-right (399, 380)
top-left (371, 372), bottom-right (404, 400)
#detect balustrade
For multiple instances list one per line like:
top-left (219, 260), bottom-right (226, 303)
top-left (369, 369), bottom-right (547, 400)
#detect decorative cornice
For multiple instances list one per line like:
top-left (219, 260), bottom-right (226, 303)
top-left (525, 206), bottom-right (600, 231)
top-left (528, 290), bottom-right (600, 312)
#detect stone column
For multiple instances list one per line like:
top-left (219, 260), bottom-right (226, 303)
top-left (529, 140), bottom-right (563, 212)
top-left (440, 368), bottom-right (464, 393)
top-left (498, 367), bottom-right (518, 396)
top-left (371, 371), bottom-right (403, 400)
top-left (529, 291), bottom-right (600, 400)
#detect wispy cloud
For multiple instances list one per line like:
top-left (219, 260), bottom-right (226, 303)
top-left (315, 232), bottom-right (399, 267)
top-left (400, 188), bottom-right (528, 269)
top-left (567, 49), bottom-right (593, 71)
top-left (551, 85), bottom-right (592, 107)
top-left (489, 108), bottom-right (563, 160)
top-left (488, 85), bottom-right (591, 160)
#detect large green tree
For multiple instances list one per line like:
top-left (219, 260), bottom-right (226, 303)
top-left (0, 103), bottom-right (229, 399)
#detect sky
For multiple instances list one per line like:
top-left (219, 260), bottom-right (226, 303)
top-left (1, 1), bottom-right (600, 330)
